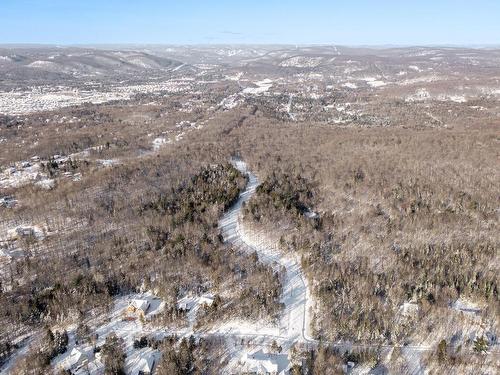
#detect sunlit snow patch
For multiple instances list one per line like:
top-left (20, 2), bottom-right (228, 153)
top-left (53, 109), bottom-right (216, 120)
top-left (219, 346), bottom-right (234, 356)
top-left (342, 82), bottom-right (358, 89)
top-left (152, 137), bottom-right (171, 150)
top-left (243, 79), bottom-right (273, 95)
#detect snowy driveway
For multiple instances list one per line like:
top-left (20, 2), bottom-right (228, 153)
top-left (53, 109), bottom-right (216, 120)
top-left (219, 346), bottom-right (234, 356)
top-left (218, 160), bottom-right (314, 344)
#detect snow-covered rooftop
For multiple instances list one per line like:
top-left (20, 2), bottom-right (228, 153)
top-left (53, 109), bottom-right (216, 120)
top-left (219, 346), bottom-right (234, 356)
top-left (241, 349), bottom-right (288, 374)
top-left (130, 299), bottom-right (150, 313)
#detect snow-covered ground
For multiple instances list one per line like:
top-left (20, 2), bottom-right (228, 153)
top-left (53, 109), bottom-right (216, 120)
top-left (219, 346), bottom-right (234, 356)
top-left (405, 88), bottom-right (471, 103)
top-left (3, 159), bottom-right (478, 374)
top-left (217, 160), bottom-right (446, 374)
top-left (0, 335), bottom-right (34, 374)
top-left (401, 346), bottom-right (426, 375)
top-left (280, 56), bottom-right (324, 68)
top-left (0, 162), bottom-right (47, 190)
top-left (50, 292), bottom-right (165, 375)
top-left (0, 80), bottom-right (193, 115)
top-left (219, 160), bottom-right (313, 339)
top-left (452, 298), bottom-right (482, 315)
top-left (360, 77), bottom-right (388, 88)
top-left (237, 225), bottom-right (314, 343)
top-left (0, 154), bottom-right (93, 192)
top-left (242, 79), bottom-right (273, 95)
top-left (152, 137), bottom-right (171, 150)
top-left (343, 82), bottom-right (358, 89)
top-left (176, 292), bottom-right (215, 332)
top-left (219, 93), bottom-right (244, 109)
top-left (217, 159), bottom-right (315, 373)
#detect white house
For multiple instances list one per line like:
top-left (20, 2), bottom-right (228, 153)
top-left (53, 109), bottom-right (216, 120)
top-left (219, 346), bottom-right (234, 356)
top-left (63, 348), bottom-right (88, 371)
top-left (127, 299), bottom-right (151, 317)
top-left (136, 356), bottom-right (156, 375)
top-left (241, 349), bottom-right (285, 375)
top-left (243, 360), bottom-right (278, 374)
top-left (129, 349), bottom-right (159, 375)
top-left (178, 301), bottom-right (190, 311)
top-left (199, 294), bottom-right (214, 306)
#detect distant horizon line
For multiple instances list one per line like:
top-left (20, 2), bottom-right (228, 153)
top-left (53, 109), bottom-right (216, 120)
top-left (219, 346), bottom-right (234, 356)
top-left (1, 43), bottom-right (500, 50)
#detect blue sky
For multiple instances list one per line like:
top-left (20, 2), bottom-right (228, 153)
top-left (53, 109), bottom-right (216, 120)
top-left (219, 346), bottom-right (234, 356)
top-left (1, 0), bottom-right (499, 45)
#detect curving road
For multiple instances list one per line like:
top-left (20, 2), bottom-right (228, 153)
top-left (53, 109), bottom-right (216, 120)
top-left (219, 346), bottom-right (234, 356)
top-left (219, 159), bottom-right (314, 344)
top-left (2, 159), bottom-right (495, 374)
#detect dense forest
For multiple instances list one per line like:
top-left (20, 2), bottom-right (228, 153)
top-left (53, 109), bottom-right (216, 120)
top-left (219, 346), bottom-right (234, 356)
top-left (236, 117), bottom-right (499, 357)
top-left (1, 150), bottom-right (283, 373)
top-left (1, 55), bottom-right (498, 373)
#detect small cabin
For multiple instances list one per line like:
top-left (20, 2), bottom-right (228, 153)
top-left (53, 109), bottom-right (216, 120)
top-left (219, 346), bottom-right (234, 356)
top-left (241, 349), bottom-right (283, 375)
top-left (126, 299), bottom-right (150, 318)
top-left (136, 355), bottom-right (156, 375)
top-left (199, 294), bottom-right (214, 306)
top-left (62, 348), bottom-right (88, 371)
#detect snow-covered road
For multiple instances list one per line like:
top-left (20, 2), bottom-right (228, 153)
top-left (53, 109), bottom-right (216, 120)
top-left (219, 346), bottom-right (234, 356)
top-left (218, 160), bottom-right (314, 344)
top-left (217, 160), bottom-right (443, 373)
top-left (1, 159), bottom-right (494, 374)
